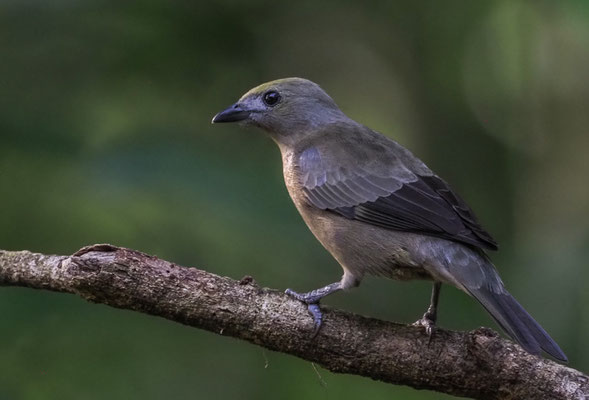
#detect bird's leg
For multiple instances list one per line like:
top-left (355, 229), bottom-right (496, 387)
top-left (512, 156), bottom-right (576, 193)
top-left (285, 281), bottom-right (342, 335)
top-left (413, 282), bottom-right (442, 340)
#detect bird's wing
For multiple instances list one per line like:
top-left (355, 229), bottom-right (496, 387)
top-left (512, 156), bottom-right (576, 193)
top-left (298, 143), bottom-right (498, 251)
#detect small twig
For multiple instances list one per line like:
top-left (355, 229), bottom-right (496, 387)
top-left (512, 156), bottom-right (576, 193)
top-left (262, 350), bottom-right (269, 369)
top-left (311, 362), bottom-right (328, 388)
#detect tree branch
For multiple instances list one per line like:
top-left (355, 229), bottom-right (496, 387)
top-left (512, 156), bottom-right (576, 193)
top-left (0, 245), bottom-right (586, 399)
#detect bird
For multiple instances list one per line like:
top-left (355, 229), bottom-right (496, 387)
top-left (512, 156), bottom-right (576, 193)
top-left (211, 77), bottom-right (567, 361)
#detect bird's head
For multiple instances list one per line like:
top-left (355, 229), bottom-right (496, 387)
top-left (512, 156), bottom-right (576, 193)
top-left (212, 78), bottom-right (347, 145)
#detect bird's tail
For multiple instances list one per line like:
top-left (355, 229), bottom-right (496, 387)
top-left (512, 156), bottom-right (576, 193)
top-left (467, 286), bottom-right (568, 362)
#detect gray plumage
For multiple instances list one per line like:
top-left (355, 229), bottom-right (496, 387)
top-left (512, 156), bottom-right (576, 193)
top-left (212, 77), bottom-right (567, 361)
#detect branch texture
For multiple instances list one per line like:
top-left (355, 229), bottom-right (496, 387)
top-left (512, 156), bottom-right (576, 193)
top-left (0, 245), bottom-right (587, 399)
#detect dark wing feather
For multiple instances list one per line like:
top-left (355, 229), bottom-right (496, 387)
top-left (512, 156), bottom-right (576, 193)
top-left (300, 157), bottom-right (498, 251)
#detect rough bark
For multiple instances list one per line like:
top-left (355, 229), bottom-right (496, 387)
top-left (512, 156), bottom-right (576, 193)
top-left (0, 244), bottom-right (587, 399)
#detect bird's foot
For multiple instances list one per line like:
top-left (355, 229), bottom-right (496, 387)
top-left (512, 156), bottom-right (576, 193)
top-left (285, 288), bottom-right (324, 336)
top-left (412, 311), bottom-right (437, 342)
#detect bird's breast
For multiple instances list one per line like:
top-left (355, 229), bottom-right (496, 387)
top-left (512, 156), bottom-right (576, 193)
top-left (280, 149), bottom-right (306, 207)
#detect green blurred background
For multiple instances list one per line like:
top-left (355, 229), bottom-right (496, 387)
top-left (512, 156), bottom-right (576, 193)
top-left (1, 1), bottom-right (588, 399)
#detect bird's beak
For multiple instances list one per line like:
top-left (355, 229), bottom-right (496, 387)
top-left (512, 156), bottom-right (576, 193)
top-left (211, 103), bottom-right (251, 123)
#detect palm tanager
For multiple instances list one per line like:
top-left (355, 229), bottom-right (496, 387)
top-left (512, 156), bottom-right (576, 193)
top-left (211, 77), bottom-right (567, 361)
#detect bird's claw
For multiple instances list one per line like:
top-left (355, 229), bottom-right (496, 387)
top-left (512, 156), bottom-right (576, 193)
top-left (412, 313), bottom-right (437, 343)
top-left (284, 288), bottom-right (301, 300)
top-left (307, 303), bottom-right (323, 337)
top-left (285, 288), bottom-right (324, 336)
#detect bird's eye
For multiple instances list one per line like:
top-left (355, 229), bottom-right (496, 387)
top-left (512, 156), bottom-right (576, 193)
top-left (262, 90), bottom-right (281, 107)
